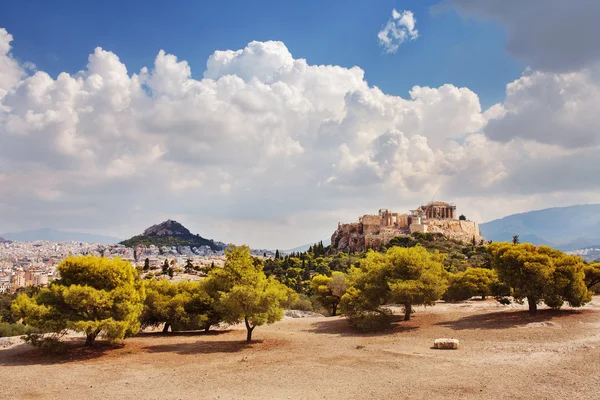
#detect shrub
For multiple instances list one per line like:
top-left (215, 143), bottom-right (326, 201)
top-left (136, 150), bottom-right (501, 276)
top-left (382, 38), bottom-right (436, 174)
top-left (0, 322), bottom-right (35, 337)
top-left (287, 294), bottom-right (313, 311)
top-left (347, 309), bottom-right (393, 332)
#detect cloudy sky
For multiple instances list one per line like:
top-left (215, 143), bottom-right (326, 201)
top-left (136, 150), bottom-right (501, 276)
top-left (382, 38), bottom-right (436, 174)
top-left (1, 0), bottom-right (600, 249)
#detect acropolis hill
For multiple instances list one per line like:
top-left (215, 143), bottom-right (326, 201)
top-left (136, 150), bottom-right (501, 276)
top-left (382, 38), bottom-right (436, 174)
top-left (330, 202), bottom-right (484, 252)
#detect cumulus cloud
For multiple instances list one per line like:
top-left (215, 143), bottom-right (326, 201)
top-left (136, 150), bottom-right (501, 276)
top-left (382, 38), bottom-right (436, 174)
top-left (1, 26), bottom-right (600, 247)
top-left (447, 0), bottom-right (600, 73)
top-left (378, 9), bottom-right (419, 54)
top-left (0, 28), bottom-right (26, 101)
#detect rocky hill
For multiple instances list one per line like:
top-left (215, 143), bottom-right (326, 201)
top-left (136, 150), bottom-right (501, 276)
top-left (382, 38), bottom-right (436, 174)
top-left (330, 205), bottom-right (484, 253)
top-left (0, 236), bottom-right (11, 244)
top-left (120, 220), bottom-right (224, 251)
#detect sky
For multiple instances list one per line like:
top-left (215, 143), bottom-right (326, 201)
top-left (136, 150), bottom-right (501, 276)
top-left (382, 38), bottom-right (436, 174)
top-left (1, 0), bottom-right (600, 249)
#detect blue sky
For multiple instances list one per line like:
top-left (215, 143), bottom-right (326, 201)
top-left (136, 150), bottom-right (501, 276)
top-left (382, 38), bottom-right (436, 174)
top-left (1, 0), bottom-right (523, 109)
top-left (2, 0), bottom-right (599, 248)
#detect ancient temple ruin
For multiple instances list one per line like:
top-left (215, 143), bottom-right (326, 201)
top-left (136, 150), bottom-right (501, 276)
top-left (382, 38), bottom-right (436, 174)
top-left (331, 201), bottom-right (484, 252)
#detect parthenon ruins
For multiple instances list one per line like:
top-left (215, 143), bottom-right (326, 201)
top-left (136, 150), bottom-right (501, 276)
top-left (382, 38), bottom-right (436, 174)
top-left (332, 201), bottom-right (484, 252)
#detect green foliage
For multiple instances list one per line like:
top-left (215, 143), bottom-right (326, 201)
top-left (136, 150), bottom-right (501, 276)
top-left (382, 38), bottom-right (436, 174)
top-left (120, 233), bottom-right (219, 250)
top-left (141, 279), bottom-right (219, 332)
top-left (488, 243), bottom-right (591, 313)
top-left (12, 255), bottom-right (144, 346)
top-left (0, 322), bottom-right (36, 337)
top-left (444, 268), bottom-right (498, 302)
top-left (143, 258), bottom-right (150, 271)
top-left (207, 245), bottom-right (290, 342)
top-left (341, 246), bottom-right (447, 323)
top-left (311, 272), bottom-right (347, 316)
top-left (584, 263), bottom-right (600, 293)
top-left (346, 308), bottom-right (393, 332)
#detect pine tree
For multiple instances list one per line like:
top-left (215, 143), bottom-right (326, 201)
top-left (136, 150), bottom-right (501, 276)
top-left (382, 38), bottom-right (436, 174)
top-left (162, 259), bottom-right (169, 275)
top-left (143, 258), bottom-right (150, 271)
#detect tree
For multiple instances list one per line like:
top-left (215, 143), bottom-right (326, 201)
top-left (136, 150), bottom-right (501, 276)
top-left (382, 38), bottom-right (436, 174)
top-left (459, 214), bottom-right (467, 221)
top-left (275, 249), bottom-right (280, 260)
top-left (162, 260), bottom-right (169, 275)
top-left (584, 263), bottom-right (600, 291)
top-left (207, 245), bottom-right (289, 342)
top-left (184, 259), bottom-right (194, 273)
top-left (311, 272), bottom-right (347, 316)
top-left (445, 268), bottom-right (498, 302)
top-left (141, 279), bottom-right (218, 333)
top-left (488, 243), bottom-right (591, 314)
top-left (12, 256), bottom-right (144, 346)
top-left (386, 247), bottom-right (448, 320)
top-left (512, 235), bottom-right (520, 245)
top-left (341, 247), bottom-right (447, 322)
top-left (143, 258), bottom-right (150, 271)
top-left (168, 267), bottom-right (174, 279)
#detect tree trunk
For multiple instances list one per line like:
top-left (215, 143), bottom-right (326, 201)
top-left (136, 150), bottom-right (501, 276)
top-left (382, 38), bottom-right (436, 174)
top-left (332, 303), bottom-right (337, 317)
top-left (204, 325), bottom-right (210, 333)
top-left (163, 323), bottom-right (171, 333)
top-left (404, 304), bottom-right (412, 321)
top-left (85, 329), bottom-right (100, 346)
top-left (244, 317), bottom-right (255, 343)
top-left (527, 296), bottom-right (537, 314)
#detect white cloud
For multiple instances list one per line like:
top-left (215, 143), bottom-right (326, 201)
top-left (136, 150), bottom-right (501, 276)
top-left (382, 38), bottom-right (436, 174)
top-left (1, 27), bottom-right (600, 248)
top-left (377, 9), bottom-right (419, 54)
top-left (0, 28), bottom-right (26, 101)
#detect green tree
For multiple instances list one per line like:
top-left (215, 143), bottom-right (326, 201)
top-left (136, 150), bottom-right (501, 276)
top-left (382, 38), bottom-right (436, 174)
top-left (311, 272), bottom-right (347, 316)
top-left (488, 243), bottom-right (591, 314)
top-left (143, 257), bottom-right (150, 271)
top-left (12, 256), bottom-right (144, 346)
top-left (184, 259), bottom-right (194, 273)
top-left (341, 247), bottom-right (447, 322)
top-left (168, 267), bottom-right (174, 279)
top-left (207, 245), bottom-right (289, 342)
top-left (512, 235), bottom-right (520, 245)
top-left (162, 259), bottom-right (169, 275)
top-left (584, 263), bottom-right (600, 292)
top-left (445, 268), bottom-right (498, 302)
top-left (141, 279), bottom-right (218, 333)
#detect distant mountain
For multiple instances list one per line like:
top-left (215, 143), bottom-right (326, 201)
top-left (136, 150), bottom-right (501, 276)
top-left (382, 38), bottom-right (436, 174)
top-left (0, 236), bottom-right (12, 244)
top-left (1, 228), bottom-right (120, 244)
top-left (120, 220), bottom-right (224, 251)
top-left (284, 239), bottom-right (331, 254)
top-left (480, 204), bottom-right (600, 251)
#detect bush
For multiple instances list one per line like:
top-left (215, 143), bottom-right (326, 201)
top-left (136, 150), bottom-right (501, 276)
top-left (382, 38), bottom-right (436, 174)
top-left (287, 294), bottom-right (313, 311)
top-left (0, 322), bottom-right (35, 337)
top-left (347, 309), bottom-right (393, 332)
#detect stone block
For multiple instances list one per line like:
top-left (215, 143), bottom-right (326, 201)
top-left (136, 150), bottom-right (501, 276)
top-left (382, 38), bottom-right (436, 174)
top-left (434, 338), bottom-right (459, 349)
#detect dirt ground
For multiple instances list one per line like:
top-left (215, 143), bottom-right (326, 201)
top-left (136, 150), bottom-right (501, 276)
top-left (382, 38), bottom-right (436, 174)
top-left (1, 297), bottom-right (600, 400)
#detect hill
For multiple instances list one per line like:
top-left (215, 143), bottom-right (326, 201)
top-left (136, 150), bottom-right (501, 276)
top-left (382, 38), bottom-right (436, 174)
top-left (480, 204), bottom-right (600, 251)
top-left (283, 239), bottom-right (331, 254)
top-left (0, 228), bottom-right (120, 244)
top-left (120, 220), bottom-right (224, 251)
top-left (0, 236), bottom-right (11, 244)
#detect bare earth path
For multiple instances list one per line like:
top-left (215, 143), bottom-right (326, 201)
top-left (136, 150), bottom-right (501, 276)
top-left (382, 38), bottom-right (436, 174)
top-left (2, 298), bottom-right (600, 400)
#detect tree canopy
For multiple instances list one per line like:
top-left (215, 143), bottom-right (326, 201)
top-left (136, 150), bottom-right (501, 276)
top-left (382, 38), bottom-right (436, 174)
top-left (12, 256), bottom-right (144, 346)
top-left (488, 243), bottom-right (591, 314)
top-left (206, 245), bottom-right (292, 342)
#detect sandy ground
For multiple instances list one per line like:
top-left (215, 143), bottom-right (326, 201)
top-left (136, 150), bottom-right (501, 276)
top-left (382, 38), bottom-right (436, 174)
top-left (1, 297), bottom-right (600, 400)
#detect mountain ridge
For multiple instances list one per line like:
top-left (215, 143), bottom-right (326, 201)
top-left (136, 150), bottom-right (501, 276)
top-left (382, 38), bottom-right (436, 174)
top-left (479, 204), bottom-right (600, 251)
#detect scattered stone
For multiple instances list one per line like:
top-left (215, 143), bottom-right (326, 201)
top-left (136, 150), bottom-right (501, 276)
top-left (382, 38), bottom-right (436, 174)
top-left (434, 338), bottom-right (459, 350)
top-left (284, 310), bottom-right (325, 318)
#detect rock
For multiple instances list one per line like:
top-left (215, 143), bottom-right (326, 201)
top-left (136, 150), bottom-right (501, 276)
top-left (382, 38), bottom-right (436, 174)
top-left (284, 310), bottom-right (325, 318)
top-left (434, 338), bottom-right (459, 350)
